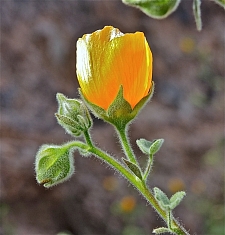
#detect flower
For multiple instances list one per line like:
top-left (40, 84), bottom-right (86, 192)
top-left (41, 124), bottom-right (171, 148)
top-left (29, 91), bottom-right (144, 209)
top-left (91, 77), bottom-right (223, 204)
top-left (76, 26), bottom-right (153, 111)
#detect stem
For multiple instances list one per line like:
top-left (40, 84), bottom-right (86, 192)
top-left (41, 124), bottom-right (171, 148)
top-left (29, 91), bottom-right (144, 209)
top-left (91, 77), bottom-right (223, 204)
top-left (92, 146), bottom-right (188, 235)
top-left (83, 129), bottom-right (94, 147)
top-left (115, 125), bottom-right (137, 164)
top-left (143, 153), bottom-right (154, 181)
top-left (71, 139), bottom-right (189, 235)
top-left (167, 210), bottom-right (172, 230)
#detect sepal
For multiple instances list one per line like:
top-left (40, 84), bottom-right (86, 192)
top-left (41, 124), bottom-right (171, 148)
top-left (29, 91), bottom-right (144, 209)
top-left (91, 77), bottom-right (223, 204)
top-left (35, 143), bottom-right (75, 188)
top-left (56, 93), bottom-right (92, 137)
top-left (79, 82), bottom-right (154, 129)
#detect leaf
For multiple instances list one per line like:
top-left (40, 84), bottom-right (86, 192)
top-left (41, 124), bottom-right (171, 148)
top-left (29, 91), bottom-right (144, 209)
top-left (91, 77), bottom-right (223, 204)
top-left (35, 144), bottom-right (75, 188)
top-left (136, 138), bottom-right (153, 155)
top-left (149, 139), bottom-right (164, 155)
top-left (123, 158), bottom-right (143, 180)
top-left (193, 0), bottom-right (202, 31)
top-left (136, 138), bottom-right (164, 155)
top-left (122, 0), bottom-right (181, 19)
top-left (153, 227), bottom-right (172, 234)
top-left (169, 191), bottom-right (186, 210)
top-left (154, 187), bottom-right (170, 210)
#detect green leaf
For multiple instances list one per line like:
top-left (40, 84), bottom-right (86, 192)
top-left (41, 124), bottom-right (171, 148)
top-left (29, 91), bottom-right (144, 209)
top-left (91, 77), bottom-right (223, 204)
top-left (193, 0), bottom-right (202, 31)
top-left (136, 137), bottom-right (164, 155)
top-left (149, 139), bottom-right (164, 155)
top-left (154, 187), bottom-right (170, 210)
top-left (212, 0), bottom-right (225, 9)
top-left (35, 144), bottom-right (75, 188)
top-left (122, 0), bottom-right (181, 19)
top-left (123, 158), bottom-right (143, 180)
top-left (169, 191), bottom-right (186, 210)
top-left (136, 138), bottom-right (153, 155)
top-left (153, 227), bottom-right (173, 234)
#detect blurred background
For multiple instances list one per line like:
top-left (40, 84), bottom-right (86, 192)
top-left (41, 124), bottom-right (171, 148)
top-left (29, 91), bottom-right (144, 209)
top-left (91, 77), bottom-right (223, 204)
top-left (0, 1), bottom-right (224, 235)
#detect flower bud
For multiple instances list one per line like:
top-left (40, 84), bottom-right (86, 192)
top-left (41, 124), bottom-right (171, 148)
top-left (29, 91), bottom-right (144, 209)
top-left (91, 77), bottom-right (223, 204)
top-left (56, 93), bottom-right (92, 137)
top-left (35, 144), bottom-right (75, 188)
top-left (76, 26), bottom-right (154, 127)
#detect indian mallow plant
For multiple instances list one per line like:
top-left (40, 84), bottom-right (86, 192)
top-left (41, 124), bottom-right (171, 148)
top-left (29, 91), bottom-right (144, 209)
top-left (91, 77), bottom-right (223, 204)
top-left (35, 26), bottom-right (191, 235)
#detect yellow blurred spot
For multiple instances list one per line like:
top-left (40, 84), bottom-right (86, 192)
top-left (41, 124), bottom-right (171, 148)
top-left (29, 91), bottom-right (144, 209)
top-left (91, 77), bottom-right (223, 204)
top-left (103, 176), bottom-right (118, 191)
top-left (179, 37), bottom-right (195, 54)
top-left (191, 179), bottom-right (206, 195)
top-left (120, 196), bottom-right (136, 213)
top-left (168, 178), bottom-right (185, 193)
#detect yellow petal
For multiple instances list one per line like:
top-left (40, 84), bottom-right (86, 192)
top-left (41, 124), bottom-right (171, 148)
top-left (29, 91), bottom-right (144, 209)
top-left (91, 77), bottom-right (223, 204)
top-left (76, 26), bottom-right (152, 110)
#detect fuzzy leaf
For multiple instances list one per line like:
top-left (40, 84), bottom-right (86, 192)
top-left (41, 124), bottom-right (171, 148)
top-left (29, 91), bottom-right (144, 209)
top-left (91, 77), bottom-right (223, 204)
top-left (153, 227), bottom-right (172, 234)
top-left (169, 191), bottom-right (186, 210)
top-left (149, 139), bottom-right (164, 155)
top-left (123, 158), bottom-right (143, 180)
top-left (154, 187), bottom-right (170, 210)
top-left (136, 138), bottom-right (153, 155)
top-left (136, 137), bottom-right (164, 156)
top-left (122, 0), bottom-right (181, 19)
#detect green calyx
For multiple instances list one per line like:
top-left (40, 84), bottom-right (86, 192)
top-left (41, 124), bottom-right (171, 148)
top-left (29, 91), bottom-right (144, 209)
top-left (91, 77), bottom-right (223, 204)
top-left (56, 93), bottom-right (92, 137)
top-left (79, 82), bottom-right (154, 129)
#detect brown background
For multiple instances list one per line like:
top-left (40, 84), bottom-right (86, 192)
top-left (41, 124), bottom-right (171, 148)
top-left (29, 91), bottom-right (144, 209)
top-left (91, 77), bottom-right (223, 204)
top-left (0, 1), bottom-right (224, 235)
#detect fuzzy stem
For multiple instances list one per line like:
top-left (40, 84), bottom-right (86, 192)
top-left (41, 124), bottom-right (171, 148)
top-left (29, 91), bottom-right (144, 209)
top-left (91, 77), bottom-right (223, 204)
top-left (115, 125), bottom-right (137, 164)
top-left (143, 153), bottom-right (154, 181)
top-left (68, 138), bottom-right (190, 235)
top-left (83, 129), bottom-right (94, 147)
top-left (90, 145), bottom-right (189, 235)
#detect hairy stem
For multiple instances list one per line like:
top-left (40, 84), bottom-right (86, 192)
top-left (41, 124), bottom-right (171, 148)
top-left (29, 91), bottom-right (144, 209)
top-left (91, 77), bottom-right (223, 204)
top-left (69, 137), bottom-right (189, 235)
top-left (115, 125), bottom-right (137, 164)
top-left (143, 153), bottom-right (154, 181)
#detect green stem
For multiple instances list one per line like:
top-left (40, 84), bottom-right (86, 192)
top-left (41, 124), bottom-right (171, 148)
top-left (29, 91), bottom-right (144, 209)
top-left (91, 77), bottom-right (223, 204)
top-left (90, 146), bottom-right (189, 235)
top-left (83, 129), bottom-right (94, 147)
top-left (167, 210), bottom-right (172, 230)
top-left (69, 139), bottom-right (189, 235)
top-left (143, 153), bottom-right (154, 181)
top-left (115, 125), bottom-right (137, 164)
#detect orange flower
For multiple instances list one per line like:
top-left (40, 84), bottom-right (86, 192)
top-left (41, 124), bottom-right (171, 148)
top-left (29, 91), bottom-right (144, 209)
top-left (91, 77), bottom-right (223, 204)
top-left (76, 26), bottom-right (153, 110)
